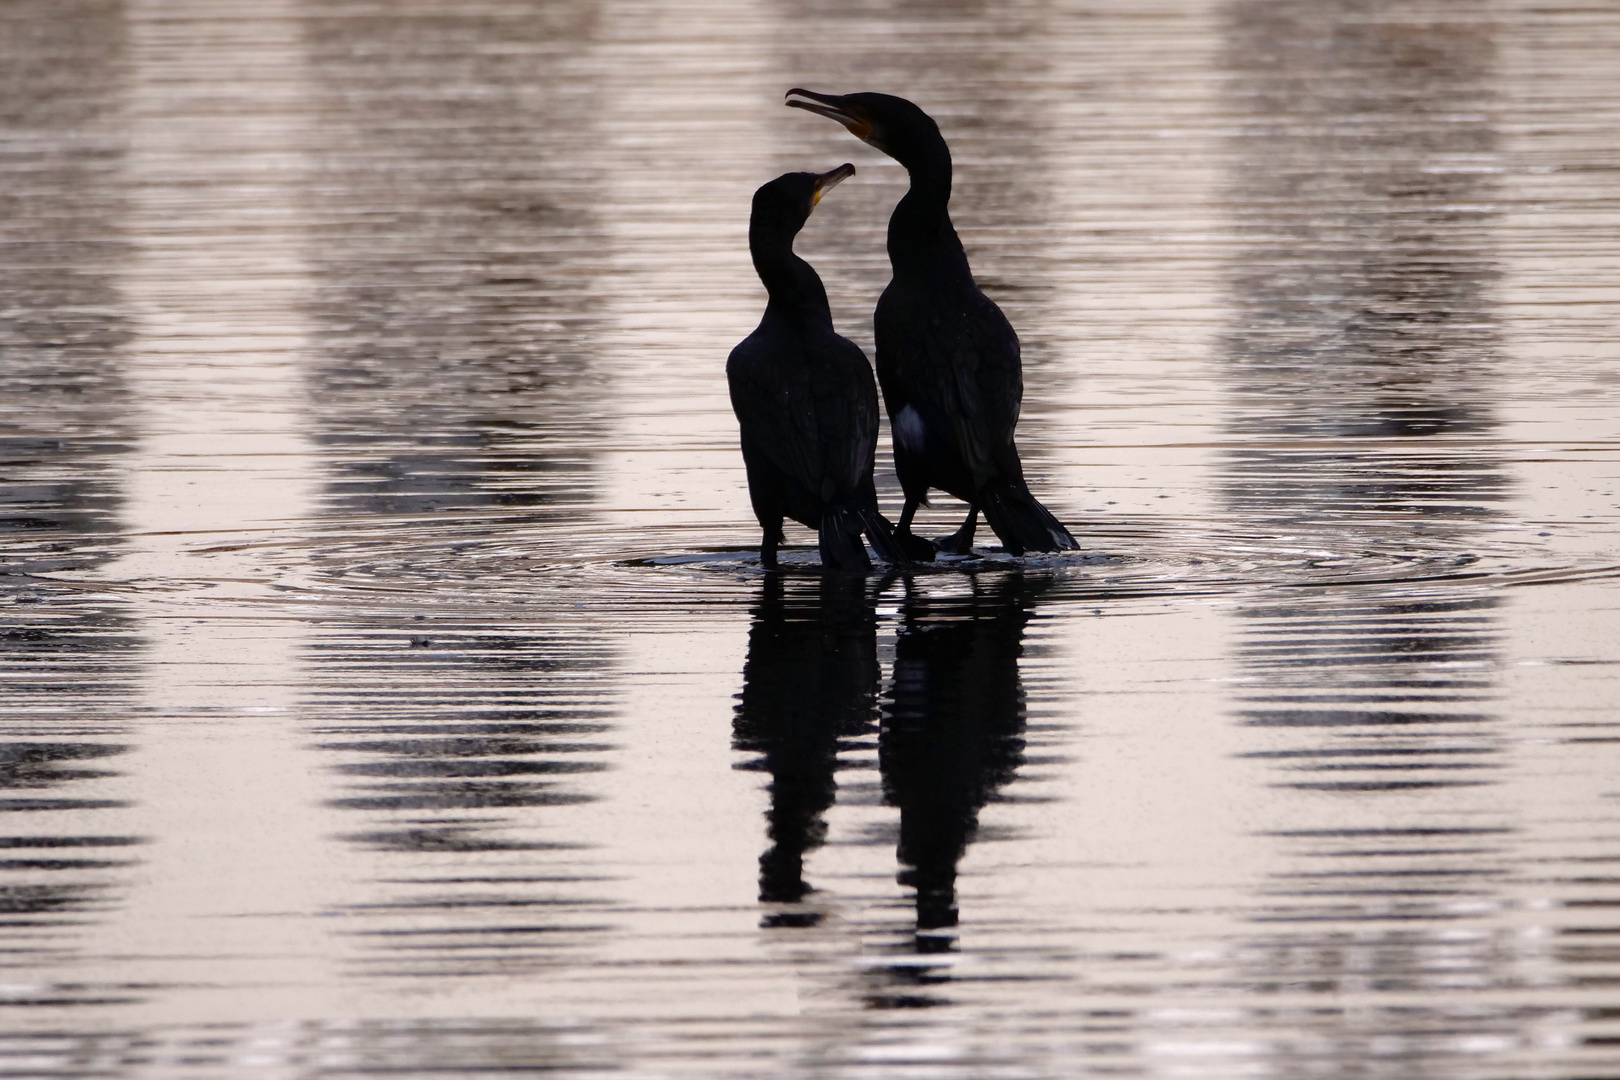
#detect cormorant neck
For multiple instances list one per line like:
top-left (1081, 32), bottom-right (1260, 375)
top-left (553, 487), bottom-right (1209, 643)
top-left (896, 134), bottom-right (953, 206)
top-left (750, 218), bottom-right (832, 324)
top-left (888, 138), bottom-right (969, 280)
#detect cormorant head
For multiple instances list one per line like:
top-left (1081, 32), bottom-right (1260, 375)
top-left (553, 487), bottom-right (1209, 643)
top-left (751, 162), bottom-right (856, 235)
top-left (785, 89), bottom-right (946, 170)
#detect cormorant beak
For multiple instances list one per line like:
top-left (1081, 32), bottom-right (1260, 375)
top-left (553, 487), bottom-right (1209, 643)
top-left (811, 162), bottom-right (856, 207)
top-left (786, 88), bottom-right (880, 149)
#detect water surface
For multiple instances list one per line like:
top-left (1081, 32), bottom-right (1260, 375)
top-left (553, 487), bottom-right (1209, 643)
top-left (3, 0), bottom-right (1620, 1076)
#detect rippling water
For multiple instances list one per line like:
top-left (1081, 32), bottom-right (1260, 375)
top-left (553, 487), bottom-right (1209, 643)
top-left (3, 0), bottom-right (1620, 1075)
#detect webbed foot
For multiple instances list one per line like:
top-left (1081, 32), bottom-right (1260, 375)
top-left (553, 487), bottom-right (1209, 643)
top-left (897, 529), bottom-right (937, 561)
top-left (935, 506), bottom-right (979, 555)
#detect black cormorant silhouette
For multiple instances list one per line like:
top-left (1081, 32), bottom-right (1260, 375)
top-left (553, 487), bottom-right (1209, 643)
top-left (728, 165), bottom-right (907, 572)
top-left (786, 90), bottom-right (1079, 557)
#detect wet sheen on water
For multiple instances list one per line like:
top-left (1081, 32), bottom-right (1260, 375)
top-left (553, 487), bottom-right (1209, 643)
top-left (3, 0), bottom-right (1620, 1076)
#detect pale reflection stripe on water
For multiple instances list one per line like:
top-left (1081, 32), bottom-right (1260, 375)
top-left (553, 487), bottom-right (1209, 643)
top-left (73, 0), bottom-right (343, 1011)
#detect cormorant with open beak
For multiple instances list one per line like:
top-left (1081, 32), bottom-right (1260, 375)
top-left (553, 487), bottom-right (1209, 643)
top-left (785, 89), bottom-right (1078, 557)
top-left (728, 165), bottom-right (906, 571)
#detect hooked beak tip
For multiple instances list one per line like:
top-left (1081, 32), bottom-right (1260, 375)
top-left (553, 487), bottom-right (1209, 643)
top-left (785, 87), bottom-right (841, 116)
top-left (786, 89), bottom-right (879, 150)
top-left (811, 162), bottom-right (855, 206)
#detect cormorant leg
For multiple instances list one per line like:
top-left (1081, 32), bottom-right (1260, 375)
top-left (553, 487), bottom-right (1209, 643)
top-left (895, 498), bottom-right (937, 561)
top-left (898, 498), bottom-right (919, 533)
top-left (761, 527), bottom-right (780, 570)
top-left (936, 504), bottom-right (978, 555)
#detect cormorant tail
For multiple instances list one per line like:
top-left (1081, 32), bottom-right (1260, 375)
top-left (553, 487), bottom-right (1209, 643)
top-left (819, 506), bottom-right (874, 572)
top-left (979, 478), bottom-right (1079, 556)
top-left (858, 507), bottom-right (910, 566)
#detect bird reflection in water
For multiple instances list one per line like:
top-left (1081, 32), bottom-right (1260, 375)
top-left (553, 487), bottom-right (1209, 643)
top-left (734, 570), bottom-right (1044, 963)
top-left (883, 573), bottom-right (1039, 956)
top-left (733, 573), bottom-right (880, 926)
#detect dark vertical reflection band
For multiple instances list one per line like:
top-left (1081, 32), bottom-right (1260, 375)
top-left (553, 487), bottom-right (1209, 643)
top-left (297, 1), bottom-right (621, 980)
top-left (0, 0), bottom-right (142, 1010)
top-left (1218, 0), bottom-right (1522, 1063)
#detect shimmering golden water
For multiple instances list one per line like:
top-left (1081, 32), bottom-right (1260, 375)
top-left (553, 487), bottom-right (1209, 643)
top-left (3, 0), bottom-right (1620, 1075)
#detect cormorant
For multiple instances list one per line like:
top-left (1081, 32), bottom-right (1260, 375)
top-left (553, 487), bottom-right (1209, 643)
top-left (728, 164), bottom-right (906, 571)
top-left (785, 89), bottom-right (1079, 556)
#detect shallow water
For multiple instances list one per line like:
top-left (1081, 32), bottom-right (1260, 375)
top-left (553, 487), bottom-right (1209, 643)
top-left (3, 0), bottom-right (1620, 1075)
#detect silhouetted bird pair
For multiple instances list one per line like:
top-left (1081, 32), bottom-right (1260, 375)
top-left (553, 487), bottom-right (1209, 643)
top-left (728, 90), bottom-right (1080, 572)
